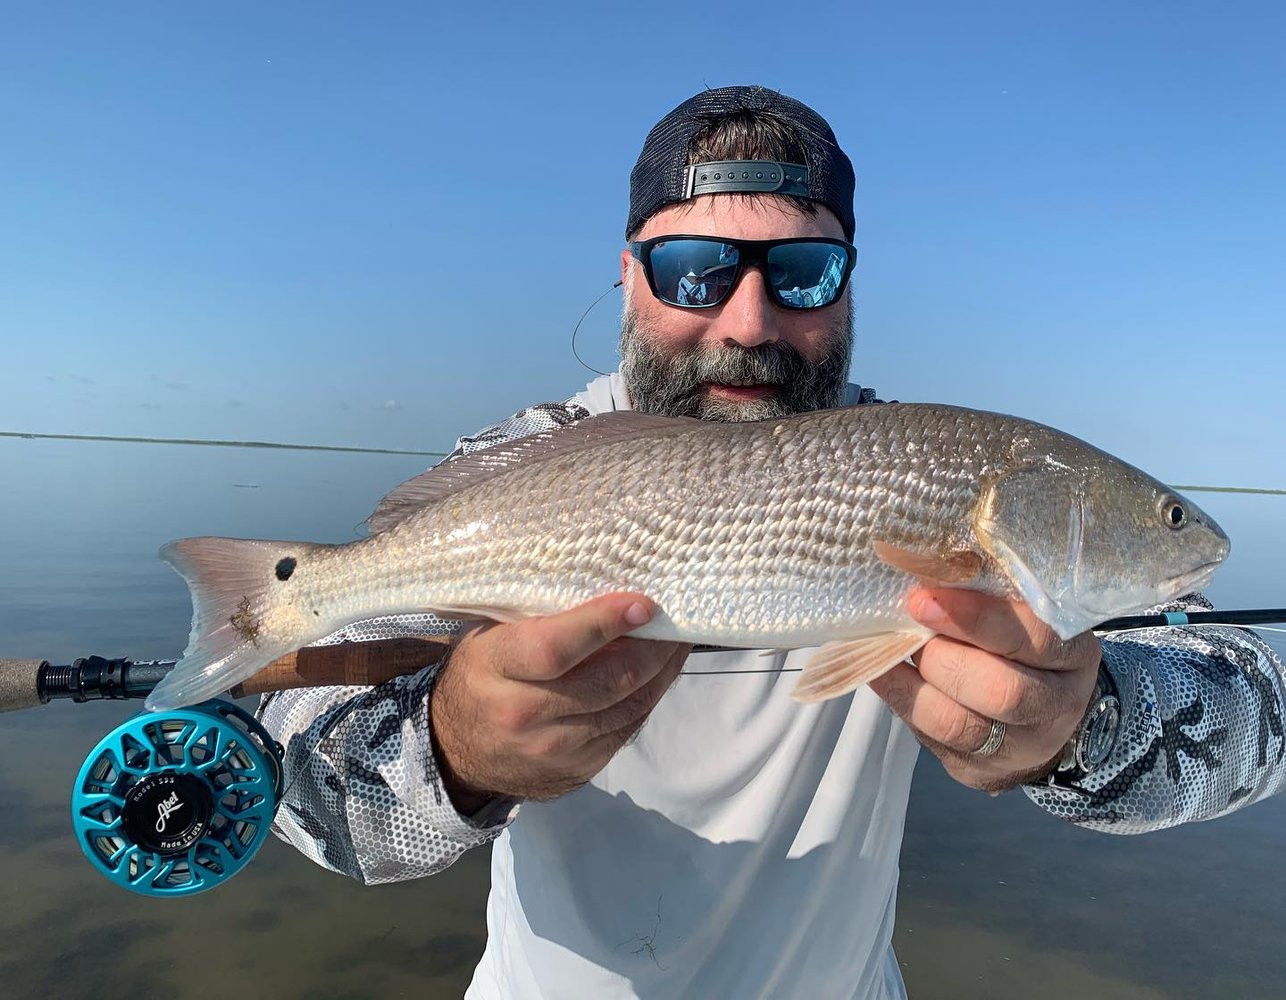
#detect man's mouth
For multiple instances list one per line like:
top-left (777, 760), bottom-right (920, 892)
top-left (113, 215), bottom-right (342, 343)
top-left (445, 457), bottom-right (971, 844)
top-left (702, 382), bottom-right (778, 401)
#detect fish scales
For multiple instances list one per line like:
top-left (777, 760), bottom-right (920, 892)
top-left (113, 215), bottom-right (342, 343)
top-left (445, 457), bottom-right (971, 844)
top-left (327, 407), bottom-right (1014, 644)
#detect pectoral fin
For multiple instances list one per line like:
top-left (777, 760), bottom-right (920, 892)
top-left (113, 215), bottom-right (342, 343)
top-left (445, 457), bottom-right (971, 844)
top-left (792, 630), bottom-right (932, 704)
top-left (872, 541), bottom-right (984, 584)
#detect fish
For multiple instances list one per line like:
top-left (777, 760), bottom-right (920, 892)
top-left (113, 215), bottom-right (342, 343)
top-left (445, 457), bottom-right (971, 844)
top-left (144, 403), bottom-right (1231, 711)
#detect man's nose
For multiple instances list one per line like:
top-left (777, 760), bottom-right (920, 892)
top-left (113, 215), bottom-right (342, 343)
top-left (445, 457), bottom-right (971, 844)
top-left (707, 265), bottom-right (782, 348)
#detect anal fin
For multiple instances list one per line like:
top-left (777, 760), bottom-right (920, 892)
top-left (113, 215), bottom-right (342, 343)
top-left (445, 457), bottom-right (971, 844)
top-left (791, 630), bottom-right (930, 704)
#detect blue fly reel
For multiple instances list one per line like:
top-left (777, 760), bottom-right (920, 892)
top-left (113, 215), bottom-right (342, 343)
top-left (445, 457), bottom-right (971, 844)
top-left (71, 700), bottom-right (283, 896)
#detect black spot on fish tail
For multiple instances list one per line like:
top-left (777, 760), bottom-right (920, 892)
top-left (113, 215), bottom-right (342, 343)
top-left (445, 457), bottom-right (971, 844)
top-left (275, 557), bottom-right (297, 581)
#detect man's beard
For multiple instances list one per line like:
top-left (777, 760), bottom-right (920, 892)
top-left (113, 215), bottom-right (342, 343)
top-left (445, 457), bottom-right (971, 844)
top-left (618, 304), bottom-right (853, 422)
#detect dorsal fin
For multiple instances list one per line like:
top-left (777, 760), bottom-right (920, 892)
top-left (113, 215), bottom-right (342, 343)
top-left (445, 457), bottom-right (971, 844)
top-left (366, 411), bottom-right (700, 534)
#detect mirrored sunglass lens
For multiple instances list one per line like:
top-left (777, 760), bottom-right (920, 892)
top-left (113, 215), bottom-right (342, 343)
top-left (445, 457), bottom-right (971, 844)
top-left (648, 239), bottom-right (739, 306)
top-left (766, 243), bottom-right (849, 308)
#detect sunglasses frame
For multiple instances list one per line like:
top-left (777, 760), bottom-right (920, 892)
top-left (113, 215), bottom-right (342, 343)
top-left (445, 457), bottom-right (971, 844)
top-left (628, 234), bottom-right (857, 311)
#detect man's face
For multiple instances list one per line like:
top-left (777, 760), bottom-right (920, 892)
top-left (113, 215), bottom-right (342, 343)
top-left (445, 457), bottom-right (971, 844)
top-left (619, 194), bottom-right (853, 421)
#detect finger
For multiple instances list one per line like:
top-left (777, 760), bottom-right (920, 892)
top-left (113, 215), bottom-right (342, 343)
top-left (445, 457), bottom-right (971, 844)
top-left (911, 635), bottom-right (1084, 726)
top-left (566, 641), bottom-right (690, 745)
top-left (907, 587), bottom-right (1097, 671)
top-left (501, 593), bottom-right (657, 682)
top-left (869, 661), bottom-right (1003, 757)
top-left (543, 639), bottom-right (689, 716)
top-left (575, 649), bottom-right (690, 772)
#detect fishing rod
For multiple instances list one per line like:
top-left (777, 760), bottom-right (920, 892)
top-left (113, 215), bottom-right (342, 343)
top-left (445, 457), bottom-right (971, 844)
top-left (7, 608), bottom-right (1283, 710)
top-left (4, 607), bottom-right (1283, 899)
top-left (1091, 608), bottom-right (1286, 631)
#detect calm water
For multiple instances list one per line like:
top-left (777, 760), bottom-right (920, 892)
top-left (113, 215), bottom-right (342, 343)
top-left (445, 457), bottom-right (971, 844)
top-left (1, 437), bottom-right (1283, 999)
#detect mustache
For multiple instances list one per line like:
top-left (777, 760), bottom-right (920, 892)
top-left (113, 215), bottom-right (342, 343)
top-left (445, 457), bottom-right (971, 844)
top-left (677, 341), bottom-right (810, 387)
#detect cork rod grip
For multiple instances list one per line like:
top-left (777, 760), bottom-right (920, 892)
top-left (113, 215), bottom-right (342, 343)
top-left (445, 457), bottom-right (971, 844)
top-left (0, 659), bottom-right (47, 712)
top-left (231, 636), bottom-right (453, 697)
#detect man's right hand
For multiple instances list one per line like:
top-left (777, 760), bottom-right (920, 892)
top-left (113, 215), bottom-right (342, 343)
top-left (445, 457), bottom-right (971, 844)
top-left (429, 594), bottom-right (691, 812)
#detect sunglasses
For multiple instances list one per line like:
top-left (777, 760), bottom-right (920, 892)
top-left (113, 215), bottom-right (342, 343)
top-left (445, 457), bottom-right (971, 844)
top-left (628, 235), bottom-right (856, 311)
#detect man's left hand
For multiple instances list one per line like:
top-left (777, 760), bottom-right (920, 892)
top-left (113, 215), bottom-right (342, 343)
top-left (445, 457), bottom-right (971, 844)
top-left (867, 586), bottom-right (1102, 793)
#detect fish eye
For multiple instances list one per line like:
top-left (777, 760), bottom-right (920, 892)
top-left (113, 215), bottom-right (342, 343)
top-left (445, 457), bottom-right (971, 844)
top-left (1160, 497), bottom-right (1187, 530)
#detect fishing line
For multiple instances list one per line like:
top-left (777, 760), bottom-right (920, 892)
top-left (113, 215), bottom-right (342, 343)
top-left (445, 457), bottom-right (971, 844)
top-left (2, 437), bottom-right (1282, 497)
top-left (0, 430), bottom-right (447, 457)
top-left (570, 280), bottom-right (623, 377)
top-left (1170, 484), bottom-right (1286, 496)
top-left (676, 610), bottom-right (1286, 676)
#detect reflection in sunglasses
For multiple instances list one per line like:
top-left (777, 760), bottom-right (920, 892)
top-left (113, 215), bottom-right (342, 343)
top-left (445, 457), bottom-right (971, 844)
top-left (676, 264), bottom-right (736, 305)
top-left (632, 236), bottom-right (855, 310)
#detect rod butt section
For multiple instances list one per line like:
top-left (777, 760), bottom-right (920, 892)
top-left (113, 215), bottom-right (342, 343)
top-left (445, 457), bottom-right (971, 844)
top-left (0, 659), bottom-right (47, 712)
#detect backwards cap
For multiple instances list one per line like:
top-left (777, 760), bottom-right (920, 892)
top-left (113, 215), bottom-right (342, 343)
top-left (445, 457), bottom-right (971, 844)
top-left (627, 85), bottom-right (855, 240)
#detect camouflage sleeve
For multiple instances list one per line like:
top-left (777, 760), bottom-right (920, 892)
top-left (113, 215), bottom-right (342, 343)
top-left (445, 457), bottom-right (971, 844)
top-left (1024, 594), bottom-right (1286, 832)
top-left (255, 398), bottom-right (590, 884)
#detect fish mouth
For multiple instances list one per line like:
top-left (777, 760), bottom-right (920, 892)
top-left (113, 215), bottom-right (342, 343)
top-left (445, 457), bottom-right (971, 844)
top-left (1166, 558), bottom-right (1225, 597)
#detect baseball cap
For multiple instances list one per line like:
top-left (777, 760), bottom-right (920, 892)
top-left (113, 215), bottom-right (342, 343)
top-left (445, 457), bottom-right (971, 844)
top-left (626, 85), bottom-right (855, 240)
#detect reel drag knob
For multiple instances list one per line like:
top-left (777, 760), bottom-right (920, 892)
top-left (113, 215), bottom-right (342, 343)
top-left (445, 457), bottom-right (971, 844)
top-left (71, 700), bottom-right (283, 896)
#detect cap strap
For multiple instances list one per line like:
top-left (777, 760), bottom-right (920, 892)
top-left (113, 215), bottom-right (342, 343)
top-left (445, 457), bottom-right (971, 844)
top-left (681, 160), bottom-right (810, 200)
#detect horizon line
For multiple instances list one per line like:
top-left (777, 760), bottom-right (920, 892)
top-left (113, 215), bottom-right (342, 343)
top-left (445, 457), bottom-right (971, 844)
top-left (2, 430), bottom-right (1281, 495)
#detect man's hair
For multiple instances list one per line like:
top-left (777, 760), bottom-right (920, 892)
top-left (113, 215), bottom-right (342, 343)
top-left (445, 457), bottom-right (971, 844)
top-left (626, 106), bottom-right (823, 240)
top-left (682, 108), bottom-right (821, 224)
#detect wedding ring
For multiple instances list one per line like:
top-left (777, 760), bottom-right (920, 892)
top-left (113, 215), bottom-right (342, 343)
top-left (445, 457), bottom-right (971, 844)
top-left (974, 718), bottom-right (1006, 757)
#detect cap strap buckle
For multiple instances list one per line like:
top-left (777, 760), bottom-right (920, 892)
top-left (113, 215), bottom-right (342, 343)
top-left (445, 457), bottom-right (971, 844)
top-left (682, 160), bottom-right (810, 200)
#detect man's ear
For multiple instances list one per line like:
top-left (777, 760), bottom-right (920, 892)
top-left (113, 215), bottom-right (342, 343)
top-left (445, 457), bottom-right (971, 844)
top-left (620, 249), bottom-right (631, 286)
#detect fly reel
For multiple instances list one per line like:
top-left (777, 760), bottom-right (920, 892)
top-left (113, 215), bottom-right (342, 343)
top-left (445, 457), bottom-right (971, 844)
top-left (70, 700), bottom-right (283, 896)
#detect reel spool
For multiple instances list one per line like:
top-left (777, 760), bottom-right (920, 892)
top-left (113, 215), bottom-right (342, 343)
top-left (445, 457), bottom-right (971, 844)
top-left (71, 700), bottom-right (283, 896)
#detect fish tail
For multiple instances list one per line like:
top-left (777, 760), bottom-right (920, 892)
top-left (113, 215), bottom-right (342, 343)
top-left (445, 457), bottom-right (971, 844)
top-left (145, 536), bottom-right (330, 711)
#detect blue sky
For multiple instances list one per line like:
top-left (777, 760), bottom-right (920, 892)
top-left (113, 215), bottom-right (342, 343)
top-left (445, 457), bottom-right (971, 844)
top-left (2, 2), bottom-right (1283, 490)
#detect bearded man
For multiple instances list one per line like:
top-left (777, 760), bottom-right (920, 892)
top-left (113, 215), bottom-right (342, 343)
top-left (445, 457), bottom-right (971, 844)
top-left (259, 86), bottom-right (1286, 999)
